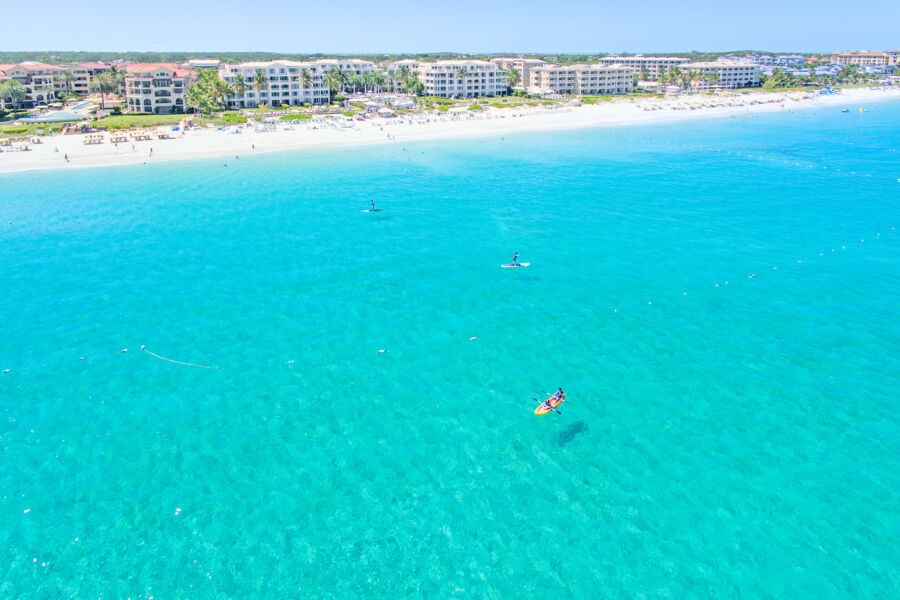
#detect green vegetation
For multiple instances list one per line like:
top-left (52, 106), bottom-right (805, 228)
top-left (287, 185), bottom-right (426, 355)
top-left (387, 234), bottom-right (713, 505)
top-left (341, 110), bottom-right (356, 117)
top-left (279, 113), bottom-right (312, 121)
top-left (220, 111), bottom-right (247, 124)
top-left (580, 95), bottom-right (613, 104)
top-left (185, 70), bottom-right (232, 114)
top-left (92, 114), bottom-right (185, 129)
top-left (0, 123), bottom-right (63, 138)
top-left (0, 79), bottom-right (27, 109)
top-left (467, 104), bottom-right (482, 111)
top-left (90, 66), bottom-right (125, 110)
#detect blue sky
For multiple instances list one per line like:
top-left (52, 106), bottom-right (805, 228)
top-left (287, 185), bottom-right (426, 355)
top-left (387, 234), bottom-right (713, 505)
top-left (4, 0), bottom-right (898, 54)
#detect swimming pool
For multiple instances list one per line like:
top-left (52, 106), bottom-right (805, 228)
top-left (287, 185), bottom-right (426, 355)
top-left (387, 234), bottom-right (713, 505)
top-left (72, 101), bottom-right (92, 110)
top-left (18, 112), bottom-right (83, 123)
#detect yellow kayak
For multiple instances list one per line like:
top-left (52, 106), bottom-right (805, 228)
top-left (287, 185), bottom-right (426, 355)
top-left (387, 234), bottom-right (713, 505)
top-left (535, 393), bottom-right (564, 415)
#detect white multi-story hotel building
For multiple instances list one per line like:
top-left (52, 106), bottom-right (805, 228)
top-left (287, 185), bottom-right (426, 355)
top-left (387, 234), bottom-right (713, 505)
top-left (125, 63), bottom-right (195, 114)
top-left (414, 60), bottom-right (508, 98)
top-left (490, 57), bottom-right (547, 88)
top-left (313, 59), bottom-right (376, 77)
top-left (218, 60), bottom-right (330, 107)
top-left (528, 64), bottom-right (634, 95)
top-left (596, 56), bottom-right (690, 79)
top-left (682, 61), bottom-right (761, 88)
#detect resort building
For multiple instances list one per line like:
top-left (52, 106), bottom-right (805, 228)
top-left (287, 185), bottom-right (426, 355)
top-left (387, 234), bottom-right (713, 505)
top-left (596, 55), bottom-right (689, 79)
top-left (218, 60), bottom-right (329, 107)
top-left (188, 59), bottom-right (221, 70)
top-left (490, 57), bottom-right (547, 88)
top-left (313, 59), bottom-right (376, 77)
top-left (125, 63), bottom-right (196, 114)
top-left (0, 62), bottom-right (63, 108)
top-left (414, 60), bottom-right (508, 98)
top-left (774, 54), bottom-right (806, 67)
top-left (528, 64), bottom-right (634, 95)
top-left (682, 61), bottom-right (761, 88)
top-left (830, 52), bottom-right (892, 67)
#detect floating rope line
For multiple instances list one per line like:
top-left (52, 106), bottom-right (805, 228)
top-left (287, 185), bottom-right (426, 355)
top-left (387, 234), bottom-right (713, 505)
top-left (141, 345), bottom-right (220, 370)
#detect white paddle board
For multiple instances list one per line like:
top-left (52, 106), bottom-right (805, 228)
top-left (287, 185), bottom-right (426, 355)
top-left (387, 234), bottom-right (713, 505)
top-left (361, 209), bottom-right (383, 213)
top-left (501, 263), bottom-right (530, 268)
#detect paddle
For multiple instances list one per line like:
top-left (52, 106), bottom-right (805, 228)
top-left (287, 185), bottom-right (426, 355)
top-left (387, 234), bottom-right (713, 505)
top-left (532, 397), bottom-right (562, 415)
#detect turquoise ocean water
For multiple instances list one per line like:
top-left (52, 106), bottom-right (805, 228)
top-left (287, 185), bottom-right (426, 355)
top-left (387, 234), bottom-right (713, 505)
top-left (2, 101), bottom-right (899, 598)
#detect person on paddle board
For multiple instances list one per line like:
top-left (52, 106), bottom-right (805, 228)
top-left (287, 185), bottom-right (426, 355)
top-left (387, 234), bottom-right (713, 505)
top-left (511, 252), bottom-right (519, 266)
top-left (371, 199), bottom-right (376, 211)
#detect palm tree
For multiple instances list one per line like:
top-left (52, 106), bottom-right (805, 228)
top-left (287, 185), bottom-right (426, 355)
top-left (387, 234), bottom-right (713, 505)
top-left (456, 67), bottom-right (468, 98)
top-left (407, 71), bottom-right (424, 96)
top-left (107, 66), bottom-right (125, 95)
top-left (362, 72), bottom-right (375, 94)
top-left (253, 68), bottom-right (268, 105)
top-left (348, 74), bottom-right (362, 93)
top-left (211, 76), bottom-right (232, 109)
top-left (324, 69), bottom-right (342, 102)
top-left (0, 79), bottom-right (27, 109)
top-left (372, 69), bottom-right (385, 93)
top-left (300, 68), bottom-right (312, 89)
top-left (506, 67), bottom-right (521, 89)
top-left (335, 67), bottom-right (350, 93)
top-left (91, 72), bottom-right (116, 109)
top-left (396, 65), bottom-right (410, 92)
top-left (231, 73), bottom-right (247, 106)
top-left (59, 69), bottom-right (75, 97)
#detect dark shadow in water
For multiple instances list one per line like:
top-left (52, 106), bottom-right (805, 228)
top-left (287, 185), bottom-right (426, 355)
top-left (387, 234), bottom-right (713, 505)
top-left (556, 421), bottom-right (588, 447)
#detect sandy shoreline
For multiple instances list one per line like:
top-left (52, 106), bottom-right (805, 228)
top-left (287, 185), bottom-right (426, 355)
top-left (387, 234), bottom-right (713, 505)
top-left (2, 87), bottom-right (898, 176)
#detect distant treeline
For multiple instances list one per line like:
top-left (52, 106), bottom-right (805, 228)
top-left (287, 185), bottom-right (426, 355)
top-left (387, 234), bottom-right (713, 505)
top-left (0, 50), bottom-right (820, 65)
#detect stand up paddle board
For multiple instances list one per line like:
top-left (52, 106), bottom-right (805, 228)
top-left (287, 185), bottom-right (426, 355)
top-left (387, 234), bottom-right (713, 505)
top-left (361, 209), bottom-right (383, 213)
top-left (501, 263), bottom-right (530, 268)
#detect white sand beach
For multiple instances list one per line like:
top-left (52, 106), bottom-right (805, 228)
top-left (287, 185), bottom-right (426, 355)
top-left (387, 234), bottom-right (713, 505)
top-left (2, 87), bottom-right (898, 175)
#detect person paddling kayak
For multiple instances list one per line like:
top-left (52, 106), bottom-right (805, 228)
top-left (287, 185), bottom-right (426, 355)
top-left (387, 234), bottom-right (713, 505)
top-left (535, 388), bottom-right (565, 415)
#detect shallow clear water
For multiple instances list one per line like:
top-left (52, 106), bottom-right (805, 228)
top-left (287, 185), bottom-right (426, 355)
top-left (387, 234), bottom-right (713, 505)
top-left (2, 101), bottom-right (899, 598)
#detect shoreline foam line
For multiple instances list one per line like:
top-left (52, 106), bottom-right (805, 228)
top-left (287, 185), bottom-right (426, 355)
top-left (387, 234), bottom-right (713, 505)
top-left (141, 345), bottom-right (220, 369)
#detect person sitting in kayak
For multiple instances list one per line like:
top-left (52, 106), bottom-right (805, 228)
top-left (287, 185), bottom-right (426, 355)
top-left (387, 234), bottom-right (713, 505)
top-left (542, 388), bottom-right (564, 409)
